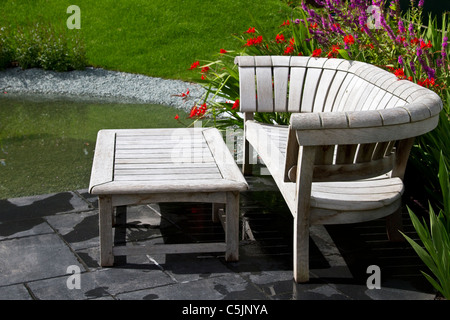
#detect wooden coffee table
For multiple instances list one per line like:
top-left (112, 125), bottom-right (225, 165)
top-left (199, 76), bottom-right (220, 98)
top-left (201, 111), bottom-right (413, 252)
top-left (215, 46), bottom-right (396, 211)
top-left (89, 127), bottom-right (248, 266)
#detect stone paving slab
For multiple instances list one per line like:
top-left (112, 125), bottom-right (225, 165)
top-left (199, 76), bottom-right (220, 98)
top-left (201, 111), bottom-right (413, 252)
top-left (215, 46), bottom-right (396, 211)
top-left (0, 176), bottom-right (439, 301)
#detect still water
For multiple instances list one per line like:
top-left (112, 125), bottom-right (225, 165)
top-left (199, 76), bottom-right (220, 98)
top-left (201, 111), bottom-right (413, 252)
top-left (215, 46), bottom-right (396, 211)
top-left (0, 94), bottom-right (186, 199)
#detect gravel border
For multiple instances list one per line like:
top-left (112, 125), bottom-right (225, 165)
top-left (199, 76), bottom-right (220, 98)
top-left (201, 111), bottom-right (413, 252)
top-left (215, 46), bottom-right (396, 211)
top-left (0, 67), bottom-right (206, 112)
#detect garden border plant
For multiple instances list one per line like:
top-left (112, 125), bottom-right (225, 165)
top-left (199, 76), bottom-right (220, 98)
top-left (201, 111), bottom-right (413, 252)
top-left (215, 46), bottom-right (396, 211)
top-left (0, 22), bottom-right (87, 71)
top-left (179, 0), bottom-right (450, 297)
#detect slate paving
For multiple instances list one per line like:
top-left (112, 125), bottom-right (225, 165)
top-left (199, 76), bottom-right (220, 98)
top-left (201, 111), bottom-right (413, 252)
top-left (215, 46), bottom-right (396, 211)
top-left (0, 176), bottom-right (437, 300)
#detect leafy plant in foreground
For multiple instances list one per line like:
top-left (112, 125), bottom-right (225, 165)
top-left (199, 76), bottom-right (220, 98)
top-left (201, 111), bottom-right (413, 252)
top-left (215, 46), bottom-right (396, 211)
top-left (402, 153), bottom-right (450, 300)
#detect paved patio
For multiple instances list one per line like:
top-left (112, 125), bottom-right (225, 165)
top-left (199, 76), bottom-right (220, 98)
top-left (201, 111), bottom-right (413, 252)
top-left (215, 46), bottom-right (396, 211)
top-left (0, 175), bottom-right (437, 301)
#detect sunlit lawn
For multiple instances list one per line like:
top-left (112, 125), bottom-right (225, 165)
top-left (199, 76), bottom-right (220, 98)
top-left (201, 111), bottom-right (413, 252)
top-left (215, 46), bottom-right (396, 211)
top-left (0, 0), bottom-right (291, 80)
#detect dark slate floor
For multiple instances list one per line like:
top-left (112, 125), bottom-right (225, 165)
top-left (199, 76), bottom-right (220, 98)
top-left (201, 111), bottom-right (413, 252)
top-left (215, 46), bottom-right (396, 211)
top-left (0, 176), bottom-right (437, 300)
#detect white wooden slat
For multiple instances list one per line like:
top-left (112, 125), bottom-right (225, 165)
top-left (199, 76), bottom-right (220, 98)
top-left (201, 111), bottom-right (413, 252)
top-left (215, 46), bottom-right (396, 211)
top-left (114, 167), bottom-right (220, 175)
top-left (353, 82), bottom-right (376, 111)
top-left (313, 69), bottom-right (336, 112)
top-left (360, 86), bottom-right (382, 111)
top-left (341, 79), bottom-right (371, 111)
top-left (375, 93), bottom-right (394, 110)
top-left (239, 66), bottom-right (257, 112)
top-left (323, 71), bottom-right (348, 113)
top-left (114, 158), bottom-right (217, 164)
top-left (115, 146), bottom-right (209, 154)
top-left (301, 68), bottom-right (323, 113)
top-left (367, 90), bottom-right (388, 110)
top-left (385, 96), bottom-right (401, 109)
top-left (332, 73), bottom-right (355, 112)
top-left (114, 173), bottom-right (223, 181)
top-left (288, 67), bottom-right (306, 112)
top-left (92, 179), bottom-right (248, 194)
top-left (89, 130), bottom-right (115, 192)
top-left (273, 66), bottom-right (289, 112)
top-left (115, 163), bottom-right (218, 169)
top-left (114, 128), bottom-right (206, 136)
top-left (256, 66), bottom-right (274, 112)
top-left (202, 128), bottom-right (248, 185)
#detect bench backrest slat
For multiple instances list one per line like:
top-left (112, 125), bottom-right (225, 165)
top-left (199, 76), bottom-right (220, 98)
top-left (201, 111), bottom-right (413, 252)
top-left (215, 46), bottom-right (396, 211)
top-left (235, 56), bottom-right (442, 182)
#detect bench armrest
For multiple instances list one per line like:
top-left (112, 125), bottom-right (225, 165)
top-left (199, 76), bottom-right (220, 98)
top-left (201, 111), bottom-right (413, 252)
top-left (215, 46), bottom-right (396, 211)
top-left (289, 105), bottom-right (441, 146)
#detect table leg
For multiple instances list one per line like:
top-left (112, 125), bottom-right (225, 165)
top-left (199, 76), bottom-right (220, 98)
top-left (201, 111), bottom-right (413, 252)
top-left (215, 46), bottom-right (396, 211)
top-left (99, 196), bottom-right (114, 266)
top-left (225, 191), bottom-right (239, 261)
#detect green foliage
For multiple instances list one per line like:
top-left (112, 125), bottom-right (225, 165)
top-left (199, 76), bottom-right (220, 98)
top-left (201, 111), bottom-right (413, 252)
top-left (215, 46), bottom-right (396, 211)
top-left (402, 153), bottom-right (450, 299)
top-left (3, 23), bottom-right (87, 72)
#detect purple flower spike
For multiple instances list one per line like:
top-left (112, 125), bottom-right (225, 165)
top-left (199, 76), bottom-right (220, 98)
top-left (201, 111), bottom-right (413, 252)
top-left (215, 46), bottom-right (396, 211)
top-left (418, 0), bottom-right (424, 8)
top-left (398, 55), bottom-right (404, 66)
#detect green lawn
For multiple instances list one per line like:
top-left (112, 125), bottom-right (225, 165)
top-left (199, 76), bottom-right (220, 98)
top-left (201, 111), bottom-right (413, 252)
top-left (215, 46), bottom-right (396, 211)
top-left (0, 0), bottom-right (291, 80)
top-left (0, 96), bottom-right (192, 199)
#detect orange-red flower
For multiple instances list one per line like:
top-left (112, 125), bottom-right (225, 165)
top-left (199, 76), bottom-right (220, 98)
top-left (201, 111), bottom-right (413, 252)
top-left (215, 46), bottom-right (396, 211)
top-left (244, 35), bottom-right (263, 47)
top-left (174, 114), bottom-right (179, 120)
top-left (244, 27), bottom-right (256, 34)
top-left (343, 34), bottom-right (355, 45)
top-left (327, 45), bottom-right (340, 58)
top-left (189, 61), bottom-right (200, 70)
top-left (275, 34), bottom-right (286, 43)
top-left (284, 46), bottom-right (294, 55)
top-left (232, 99), bottom-right (239, 110)
top-left (312, 48), bottom-right (322, 57)
top-left (219, 49), bottom-right (227, 54)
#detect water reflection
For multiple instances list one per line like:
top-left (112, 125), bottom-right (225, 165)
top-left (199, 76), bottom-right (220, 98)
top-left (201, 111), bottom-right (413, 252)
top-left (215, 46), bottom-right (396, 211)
top-left (0, 94), bottom-right (185, 199)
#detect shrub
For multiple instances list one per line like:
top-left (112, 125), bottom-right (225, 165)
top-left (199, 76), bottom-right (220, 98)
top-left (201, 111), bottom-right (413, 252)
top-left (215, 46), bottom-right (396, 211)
top-left (2, 23), bottom-right (87, 72)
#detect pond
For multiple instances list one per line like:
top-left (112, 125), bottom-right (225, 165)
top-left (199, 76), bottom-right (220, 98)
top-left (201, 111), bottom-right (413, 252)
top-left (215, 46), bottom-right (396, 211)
top-left (0, 95), bottom-right (190, 199)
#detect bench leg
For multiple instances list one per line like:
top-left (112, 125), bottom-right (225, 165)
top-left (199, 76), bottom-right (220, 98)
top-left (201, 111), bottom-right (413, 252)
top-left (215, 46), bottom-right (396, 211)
top-left (386, 206), bottom-right (405, 242)
top-left (225, 191), bottom-right (239, 262)
top-left (293, 146), bottom-right (315, 283)
top-left (99, 196), bottom-right (114, 267)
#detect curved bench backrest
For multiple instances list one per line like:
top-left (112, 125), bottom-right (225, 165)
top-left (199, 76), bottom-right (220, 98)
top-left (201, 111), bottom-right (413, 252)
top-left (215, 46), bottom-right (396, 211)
top-left (235, 56), bottom-right (443, 182)
top-left (235, 56), bottom-right (441, 115)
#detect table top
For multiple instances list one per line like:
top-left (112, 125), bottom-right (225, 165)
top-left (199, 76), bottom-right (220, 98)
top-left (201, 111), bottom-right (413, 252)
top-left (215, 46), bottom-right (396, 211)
top-left (89, 128), bottom-right (248, 195)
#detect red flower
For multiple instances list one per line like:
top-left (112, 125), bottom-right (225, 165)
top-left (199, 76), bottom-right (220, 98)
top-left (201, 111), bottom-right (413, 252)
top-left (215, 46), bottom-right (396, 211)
top-left (284, 46), bottom-right (294, 55)
top-left (275, 34), bottom-right (286, 43)
top-left (174, 114), bottom-right (179, 120)
top-left (245, 35), bottom-right (263, 46)
top-left (189, 61), bottom-right (200, 70)
top-left (244, 27), bottom-right (256, 34)
top-left (280, 20), bottom-right (290, 27)
top-left (394, 68), bottom-right (405, 79)
top-left (343, 34), bottom-right (355, 45)
top-left (420, 40), bottom-right (432, 49)
top-left (189, 106), bottom-right (198, 118)
top-left (327, 45), bottom-right (340, 58)
top-left (201, 66), bottom-right (210, 73)
top-left (311, 48), bottom-right (322, 57)
top-left (232, 99), bottom-right (240, 110)
top-left (418, 78), bottom-right (437, 88)
top-left (310, 23), bottom-right (318, 29)
top-left (410, 37), bottom-right (420, 46)
top-left (219, 49), bottom-right (227, 54)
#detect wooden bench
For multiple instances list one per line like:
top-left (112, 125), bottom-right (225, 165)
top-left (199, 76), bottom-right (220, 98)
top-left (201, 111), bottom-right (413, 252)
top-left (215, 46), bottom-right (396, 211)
top-left (89, 127), bottom-right (248, 266)
top-left (235, 56), bottom-right (442, 282)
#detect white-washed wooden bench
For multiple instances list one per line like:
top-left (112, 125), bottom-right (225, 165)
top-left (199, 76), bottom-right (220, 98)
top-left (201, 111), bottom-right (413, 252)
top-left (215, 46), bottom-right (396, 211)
top-left (235, 55), bottom-right (442, 282)
top-left (89, 127), bottom-right (248, 266)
